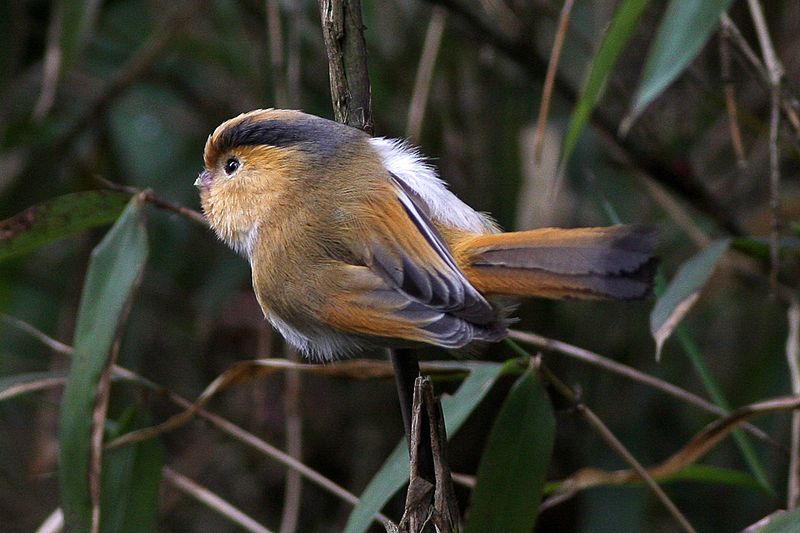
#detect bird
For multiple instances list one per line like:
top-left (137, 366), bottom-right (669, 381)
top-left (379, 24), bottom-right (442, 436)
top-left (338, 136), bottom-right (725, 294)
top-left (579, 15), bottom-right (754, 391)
top-left (196, 109), bottom-right (656, 361)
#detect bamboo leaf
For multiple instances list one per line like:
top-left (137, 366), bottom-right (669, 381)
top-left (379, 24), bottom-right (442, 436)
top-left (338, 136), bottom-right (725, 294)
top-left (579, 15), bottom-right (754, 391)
top-left (464, 368), bottom-right (554, 533)
top-left (343, 362), bottom-right (507, 533)
top-left (101, 411), bottom-right (164, 533)
top-left (753, 508), bottom-right (800, 533)
top-left (560, 0), bottom-right (650, 169)
top-left (59, 196), bottom-right (148, 532)
top-left (651, 239), bottom-right (730, 360)
top-left (623, 0), bottom-right (735, 130)
top-left (0, 190), bottom-right (131, 261)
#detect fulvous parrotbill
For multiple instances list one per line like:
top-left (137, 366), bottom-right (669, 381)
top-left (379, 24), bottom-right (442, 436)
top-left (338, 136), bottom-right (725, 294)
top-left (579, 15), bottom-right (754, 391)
top-left (197, 109), bottom-right (656, 360)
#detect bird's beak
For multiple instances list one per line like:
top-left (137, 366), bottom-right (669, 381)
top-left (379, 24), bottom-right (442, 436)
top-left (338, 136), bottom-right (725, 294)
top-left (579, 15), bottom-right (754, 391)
top-left (195, 170), bottom-right (211, 189)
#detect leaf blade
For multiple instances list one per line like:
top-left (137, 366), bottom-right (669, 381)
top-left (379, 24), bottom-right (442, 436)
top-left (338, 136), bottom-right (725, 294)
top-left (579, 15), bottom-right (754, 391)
top-left (464, 368), bottom-right (555, 533)
top-left (0, 190), bottom-right (131, 261)
top-left (625, 0), bottom-right (735, 127)
top-left (101, 411), bottom-right (164, 533)
top-left (560, 0), bottom-right (650, 169)
top-left (59, 197), bottom-right (148, 532)
top-left (651, 238), bottom-right (730, 359)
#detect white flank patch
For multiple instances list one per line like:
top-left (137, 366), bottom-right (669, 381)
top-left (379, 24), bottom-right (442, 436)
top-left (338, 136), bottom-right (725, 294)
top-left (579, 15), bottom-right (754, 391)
top-left (221, 222), bottom-right (260, 262)
top-left (368, 137), bottom-right (498, 234)
top-left (268, 312), bottom-right (360, 361)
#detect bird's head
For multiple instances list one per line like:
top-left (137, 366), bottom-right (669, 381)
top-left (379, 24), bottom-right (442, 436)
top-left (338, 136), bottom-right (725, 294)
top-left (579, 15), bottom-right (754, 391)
top-left (197, 108), bottom-right (366, 257)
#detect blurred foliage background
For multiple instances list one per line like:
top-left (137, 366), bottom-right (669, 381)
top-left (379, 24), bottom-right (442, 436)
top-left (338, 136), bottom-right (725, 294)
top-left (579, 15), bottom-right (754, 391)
top-left (1, 0), bottom-right (800, 531)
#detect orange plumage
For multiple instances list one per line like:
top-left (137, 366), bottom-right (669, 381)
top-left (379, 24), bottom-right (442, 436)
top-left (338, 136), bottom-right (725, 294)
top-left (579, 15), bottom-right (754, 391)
top-left (197, 109), bottom-right (656, 360)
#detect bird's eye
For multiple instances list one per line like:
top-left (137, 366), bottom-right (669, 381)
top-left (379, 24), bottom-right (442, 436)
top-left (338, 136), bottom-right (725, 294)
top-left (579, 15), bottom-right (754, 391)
top-left (224, 157), bottom-right (241, 175)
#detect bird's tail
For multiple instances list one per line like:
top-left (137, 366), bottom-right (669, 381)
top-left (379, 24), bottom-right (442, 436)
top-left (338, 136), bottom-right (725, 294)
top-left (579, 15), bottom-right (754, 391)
top-left (454, 225), bottom-right (658, 300)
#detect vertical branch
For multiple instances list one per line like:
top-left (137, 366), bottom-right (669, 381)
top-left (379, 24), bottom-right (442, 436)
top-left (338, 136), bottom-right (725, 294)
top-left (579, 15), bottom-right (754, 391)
top-left (423, 381), bottom-right (460, 532)
top-left (787, 299), bottom-right (800, 510)
top-left (406, 6), bottom-right (447, 143)
top-left (286, 0), bottom-right (302, 108)
top-left (318, 0), bottom-right (373, 133)
top-left (399, 377), bottom-right (458, 532)
top-left (279, 350), bottom-right (304, 533)
top-left (719, 21), bottom-right (747, 169)
top-left (534, 0), bottom-right (574, 164)
top-left (266, 0), bottom-right (288, 108)
top-left (746, 0), bottom-right (783, 290)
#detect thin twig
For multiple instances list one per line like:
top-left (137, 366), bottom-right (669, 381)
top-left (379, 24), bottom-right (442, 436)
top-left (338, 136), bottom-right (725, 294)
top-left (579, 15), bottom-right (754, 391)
top-left (719, 23), bottom-right (747, 169)
top-left (266, 0), bottom-right (288, 109)
top-left (5, 309), bottom-right (766, 447)
top-left (280, 348), bottom-right (303, 533)
top-left (190, 403), bottom-right (394, 528)
top-left (1, 313), bottom-right (393, 528)
top-left (0, 313), bottom-right (72, 354)
top-left (163, 467), bottom-right (273, 533)
top-left (426, 0), bottom-right (745, 236)
top-left (639, 174), bottom-right (711, 248)
top-left (747, 0), bottom-right (783, 290)
top-left (508, 329), bottom-right (774, 444)
top-left (720, 13), bottom-right (800, 139)
top-left (787, 298), bottom-right (800, 510)
top-left (34, 1), bottom-right (64, 120)
top-left (537, 359), bottom-right (697, 533)
top-left (285, 0), bottom-right (302, 108)
top-left (534, 0), bottom-right (573, 165)
top-left (0, 376), bottom-right (67, 402)
top-left (405, 6), bottom-right (447, 143)
top-left (9, 369), bottom-right (395, 528)
top-left (541, 393), bottom-right (800, 510)
top-left (93, 175), bottom-right (207, 227)
top-left (33, 0), bottom-right (103, 120)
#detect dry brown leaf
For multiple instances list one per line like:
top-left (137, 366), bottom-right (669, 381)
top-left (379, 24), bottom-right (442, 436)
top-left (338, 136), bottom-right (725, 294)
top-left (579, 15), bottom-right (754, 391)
top-left (550, 394), bottom-right (800, 500)
top-left (106, 358), bottom-right (468, 450)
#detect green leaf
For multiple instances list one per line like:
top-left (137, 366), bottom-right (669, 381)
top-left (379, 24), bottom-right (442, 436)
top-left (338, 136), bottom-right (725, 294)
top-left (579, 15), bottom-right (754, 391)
top-left (754, 508), bottom-right (800, 533)
top-left (464, 368), bottom-right (555, 533)
top-left (59, 197), bottom-right (148, 532)
top-left (624, 0), bottom-right (736, 129)
top-left (674, 328), bottom-right (774, 495)
top-left (560, 0), bottom-right (650, 169)
top-left (659, 464), bottom-right (763, 492)
top-left (343, 362), bottom-right (506, 533)
top-left (0, 190), bottom-right (131, 261)
top-left (732, 236), bottom-right (800, 261)
top-left (650, 239), bottom-right (730, 360)
top-left (101, 411), bottom-right (164, 533)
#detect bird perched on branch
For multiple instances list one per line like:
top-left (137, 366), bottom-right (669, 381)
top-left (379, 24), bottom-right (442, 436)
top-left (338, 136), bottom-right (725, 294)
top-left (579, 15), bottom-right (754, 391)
top-left (196, 109), bottom-right (656, 360)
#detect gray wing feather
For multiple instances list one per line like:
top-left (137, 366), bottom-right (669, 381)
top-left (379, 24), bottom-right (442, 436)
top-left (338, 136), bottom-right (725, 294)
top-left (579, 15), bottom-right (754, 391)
top-left (372, 173), bottom-right (495, 326)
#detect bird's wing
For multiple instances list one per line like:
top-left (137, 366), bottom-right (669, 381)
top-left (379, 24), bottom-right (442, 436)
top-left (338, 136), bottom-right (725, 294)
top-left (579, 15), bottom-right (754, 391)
top-left (320, 174), bottom-right (502, 348)
top-left (320, 264), bottom-right (500, 349)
